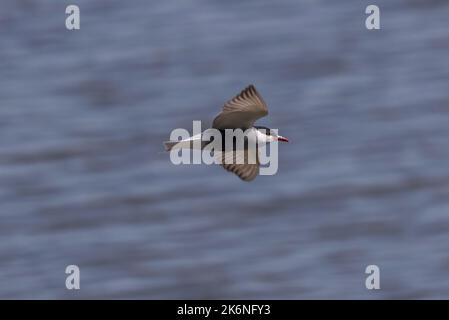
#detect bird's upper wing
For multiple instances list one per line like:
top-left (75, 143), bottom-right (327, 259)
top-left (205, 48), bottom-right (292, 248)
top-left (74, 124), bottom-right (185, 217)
top-left (212, 85), bottom-right (268, 130)
top-left (216, 147), bottom-right (260, 182)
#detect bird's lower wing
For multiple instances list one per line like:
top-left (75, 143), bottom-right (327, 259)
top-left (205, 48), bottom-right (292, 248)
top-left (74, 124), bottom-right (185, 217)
top-left (215, 147), bottom-right (260, 182)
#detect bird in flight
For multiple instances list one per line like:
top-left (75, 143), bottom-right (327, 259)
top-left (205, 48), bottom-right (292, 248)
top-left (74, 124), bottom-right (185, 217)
top-left (164, 85), bottom-right (288, 181)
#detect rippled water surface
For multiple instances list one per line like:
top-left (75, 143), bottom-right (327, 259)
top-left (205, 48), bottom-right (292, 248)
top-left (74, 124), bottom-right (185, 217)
top-left (1, 0), bottom-right (449, 298)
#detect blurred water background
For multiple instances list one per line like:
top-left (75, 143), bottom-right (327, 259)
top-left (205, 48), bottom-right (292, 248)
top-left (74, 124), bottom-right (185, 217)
top-left (1, 0), bottom-right (449, 299)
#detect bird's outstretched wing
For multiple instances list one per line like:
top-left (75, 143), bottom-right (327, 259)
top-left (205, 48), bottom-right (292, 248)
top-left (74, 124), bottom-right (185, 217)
top-left (212, 85), bottom-right (268, 130)
top-left (216, 147), bottom-right (260, 182)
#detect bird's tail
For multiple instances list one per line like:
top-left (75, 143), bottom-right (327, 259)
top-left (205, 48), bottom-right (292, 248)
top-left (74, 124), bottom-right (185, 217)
top-left (163, 139), bottom-right (208, 152)
top-left (163, 141), bottom-right (179, 152)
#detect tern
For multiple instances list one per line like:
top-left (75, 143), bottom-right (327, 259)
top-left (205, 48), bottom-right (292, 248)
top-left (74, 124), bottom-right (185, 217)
top-left (164, 85), bottom-right (288, 181)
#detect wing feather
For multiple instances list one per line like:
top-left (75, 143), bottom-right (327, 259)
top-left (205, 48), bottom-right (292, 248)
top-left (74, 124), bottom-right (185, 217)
top-left (216, 147), bottom-right (260, 182)
top-left (212, 85), bottom-right (268, 130)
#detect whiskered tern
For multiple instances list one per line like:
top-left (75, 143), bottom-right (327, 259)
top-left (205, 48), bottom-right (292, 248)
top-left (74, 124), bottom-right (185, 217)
top-left (164, 85), bottom-right (288, 181)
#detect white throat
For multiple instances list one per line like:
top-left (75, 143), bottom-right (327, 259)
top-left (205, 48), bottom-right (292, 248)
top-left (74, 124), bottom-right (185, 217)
top-left (254, 128), bottom-right (275, 144)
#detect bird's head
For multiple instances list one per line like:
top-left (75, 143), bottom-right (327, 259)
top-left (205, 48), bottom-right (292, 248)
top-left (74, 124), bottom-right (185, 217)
top-left (254, 126), bottom-right (289, 143)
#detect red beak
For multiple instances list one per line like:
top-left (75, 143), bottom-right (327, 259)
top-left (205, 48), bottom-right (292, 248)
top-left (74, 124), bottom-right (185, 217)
top-left (277, 135), bottom-right (289, 142)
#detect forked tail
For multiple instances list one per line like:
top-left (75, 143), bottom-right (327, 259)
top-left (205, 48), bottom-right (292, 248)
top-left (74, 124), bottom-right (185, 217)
top-left (163, 141), bottom-right (179, 152)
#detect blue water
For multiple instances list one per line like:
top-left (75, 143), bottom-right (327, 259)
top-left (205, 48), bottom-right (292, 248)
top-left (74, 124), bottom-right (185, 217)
top-left (1, 0), bottom-right (449, 298)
